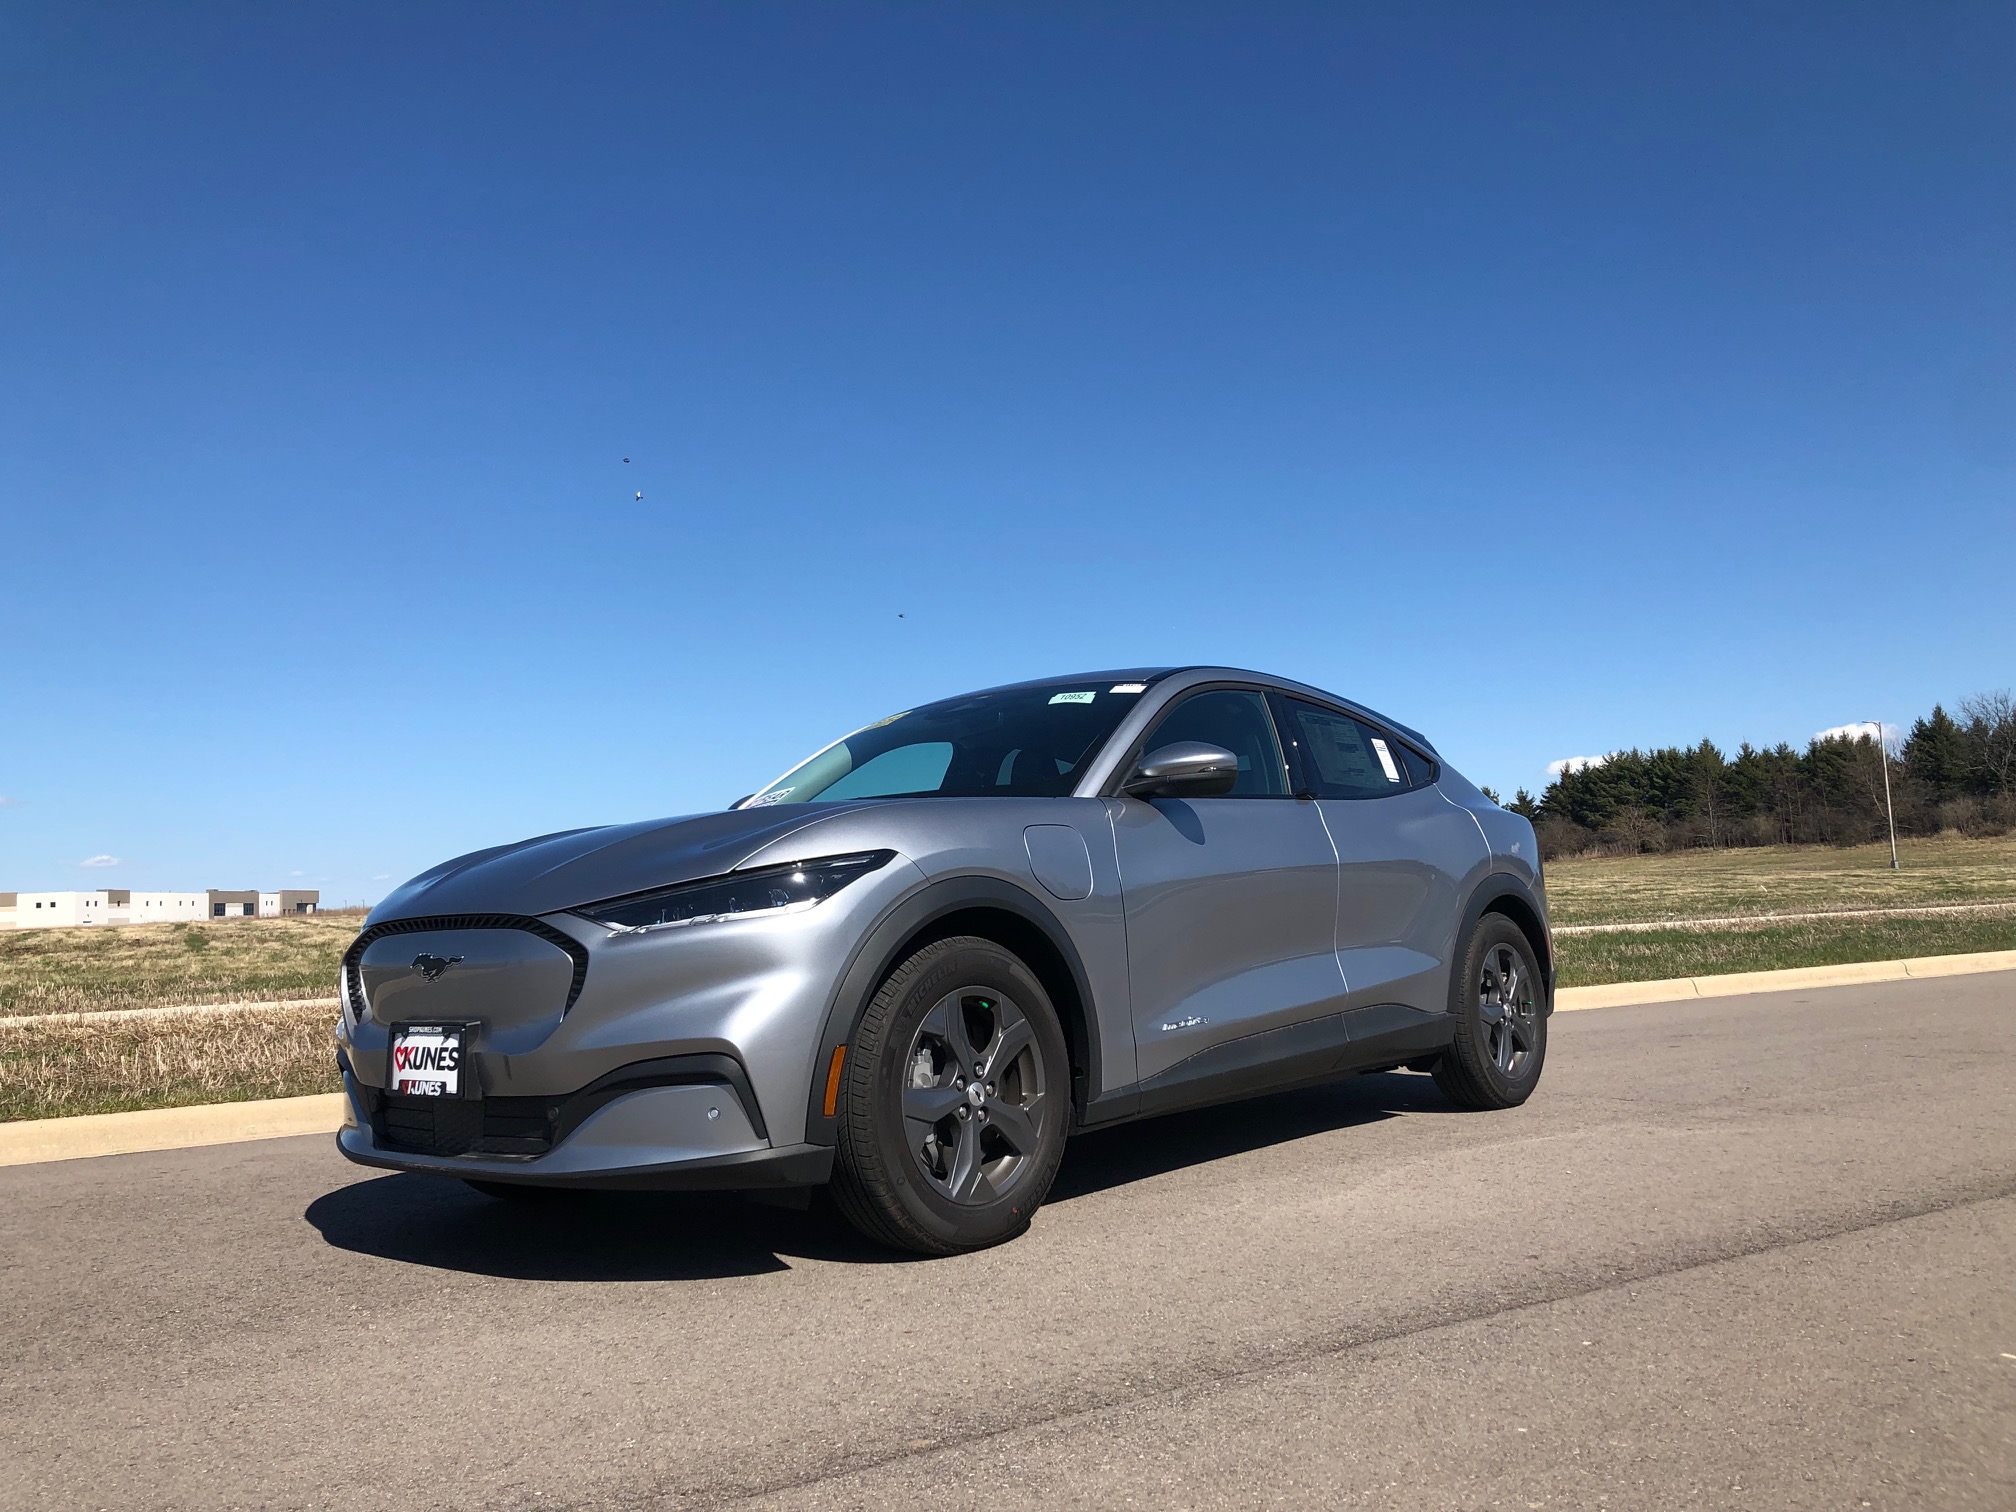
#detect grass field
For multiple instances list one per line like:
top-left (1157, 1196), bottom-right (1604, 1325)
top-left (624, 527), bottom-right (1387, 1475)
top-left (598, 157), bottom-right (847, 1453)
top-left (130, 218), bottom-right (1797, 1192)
top-left (0, 1003), bottom-right (334, 1121)
top-left (1555, 908), bottom-right (2016, 987)
top-left (1543, 833), bottom-right (2016, 926)
top-left (0, 912), bottom-right (361, 1018)
top-left (3, 834), bottom-right (2013, 1120)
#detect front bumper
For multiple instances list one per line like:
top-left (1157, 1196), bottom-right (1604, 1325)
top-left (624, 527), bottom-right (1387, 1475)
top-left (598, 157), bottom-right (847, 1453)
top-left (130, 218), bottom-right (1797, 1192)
top-left (335, 1060), bottom-right (834, 1189)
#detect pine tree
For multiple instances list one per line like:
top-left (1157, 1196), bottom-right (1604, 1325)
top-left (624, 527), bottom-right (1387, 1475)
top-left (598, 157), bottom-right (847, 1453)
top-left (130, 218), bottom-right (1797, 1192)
top-left (1903, 706), bottom-right (1968, 801)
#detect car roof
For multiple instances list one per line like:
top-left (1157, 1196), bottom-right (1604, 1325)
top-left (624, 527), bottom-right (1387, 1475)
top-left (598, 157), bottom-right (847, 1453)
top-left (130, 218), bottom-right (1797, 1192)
top-left (949, 666), bottom-right (1439, 757)
top-left (955, 668), bottom-right (1184, 696)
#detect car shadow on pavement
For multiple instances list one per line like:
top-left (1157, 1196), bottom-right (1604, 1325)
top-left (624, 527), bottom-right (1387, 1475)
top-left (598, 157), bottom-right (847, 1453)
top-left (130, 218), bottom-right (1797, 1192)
top-left (304, 1176), bottom-right (902, 1282)
top-left (1047, 1069), bottom-right (1452, 1204)
top-left (305, 1071), bottom-right (1456, 1279)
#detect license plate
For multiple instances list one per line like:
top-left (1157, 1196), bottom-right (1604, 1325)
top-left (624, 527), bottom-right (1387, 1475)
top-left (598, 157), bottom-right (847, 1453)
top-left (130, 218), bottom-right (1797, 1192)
top-left (390, 1023), bottom-right (467, 1097)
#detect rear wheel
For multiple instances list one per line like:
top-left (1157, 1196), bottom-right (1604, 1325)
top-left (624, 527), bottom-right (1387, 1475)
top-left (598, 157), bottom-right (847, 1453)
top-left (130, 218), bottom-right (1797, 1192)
top-left (1432, 915), bottom-right (1547, 1110)
top-left (830, 937), bottom-right (1070, 1255)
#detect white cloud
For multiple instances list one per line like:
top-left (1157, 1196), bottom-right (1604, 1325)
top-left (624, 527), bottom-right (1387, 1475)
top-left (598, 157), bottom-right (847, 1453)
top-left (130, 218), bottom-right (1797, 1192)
top-left (1546, 754), bottom-right (1610, 778)
top-left (0, 795), bottom-right (19, 807)
top-left (372, 873), bottom-right (392, 881)
top-left (78, 854), bottom-right (121, 868)
top-left (289, 870), bottom-right (305, 877)
top-left (1814, 721), bottom-right (1901, 748)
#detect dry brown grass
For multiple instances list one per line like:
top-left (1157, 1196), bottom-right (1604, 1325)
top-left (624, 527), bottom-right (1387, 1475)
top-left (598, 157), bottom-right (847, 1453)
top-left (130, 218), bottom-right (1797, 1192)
top-left (0, 911), bottom-right (363, 1018)
top-left (0, 1003), bottom-right (340, 1121)
top-left (1544, 833), bottom-right (2016, 927)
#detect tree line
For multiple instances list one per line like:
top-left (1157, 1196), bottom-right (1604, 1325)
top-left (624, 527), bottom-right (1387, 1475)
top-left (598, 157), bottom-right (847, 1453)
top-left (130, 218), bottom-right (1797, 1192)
top-left (1484, 690), bottom-right (2016, 859)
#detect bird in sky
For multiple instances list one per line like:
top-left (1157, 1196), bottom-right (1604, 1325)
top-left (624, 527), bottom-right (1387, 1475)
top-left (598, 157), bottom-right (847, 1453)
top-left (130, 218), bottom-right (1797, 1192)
top-left (634, 491), bottom-right (643, 502)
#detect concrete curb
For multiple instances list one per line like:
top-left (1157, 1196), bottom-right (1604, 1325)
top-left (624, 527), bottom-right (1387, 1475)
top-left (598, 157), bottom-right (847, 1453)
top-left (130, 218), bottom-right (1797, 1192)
top-left (3, 952), bottom-right (2013, 1168)
top-left (1554, 948), bottom-right (2016, 1012)
top-left (0, 1093), bottom-right (346, 1169)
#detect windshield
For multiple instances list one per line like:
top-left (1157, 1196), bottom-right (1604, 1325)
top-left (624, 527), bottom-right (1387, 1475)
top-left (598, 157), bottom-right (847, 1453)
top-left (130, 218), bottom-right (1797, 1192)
top-left (742, 680), bottom-right (1152, 805)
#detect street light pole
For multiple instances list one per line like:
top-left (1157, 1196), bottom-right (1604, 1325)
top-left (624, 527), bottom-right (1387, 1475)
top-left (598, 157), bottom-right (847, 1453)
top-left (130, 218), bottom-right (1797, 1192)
top-left (1871, 720), bottom-right (1899, 870)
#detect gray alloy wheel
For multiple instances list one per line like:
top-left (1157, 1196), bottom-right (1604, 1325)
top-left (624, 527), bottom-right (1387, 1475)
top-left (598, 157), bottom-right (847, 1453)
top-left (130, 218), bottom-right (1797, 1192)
top-left (1432, 914), bottom-right (1547, 1111)
top-left (1477, 940), bottom-right (1539, 1078)
top-left (830, 936), bottom-right (1071, 1254)
top-left (903, 987), bottom-right (1049, 1206)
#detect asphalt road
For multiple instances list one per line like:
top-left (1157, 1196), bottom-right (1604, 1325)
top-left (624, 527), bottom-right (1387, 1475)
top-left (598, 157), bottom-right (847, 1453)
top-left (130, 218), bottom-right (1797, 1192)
top-left (3, 973), bottom-right (2013, 1511)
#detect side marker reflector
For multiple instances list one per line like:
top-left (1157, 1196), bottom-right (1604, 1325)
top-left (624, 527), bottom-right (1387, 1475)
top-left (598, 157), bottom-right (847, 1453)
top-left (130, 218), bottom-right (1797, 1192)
top-left (822, 1045), bottom-right (847, 1118)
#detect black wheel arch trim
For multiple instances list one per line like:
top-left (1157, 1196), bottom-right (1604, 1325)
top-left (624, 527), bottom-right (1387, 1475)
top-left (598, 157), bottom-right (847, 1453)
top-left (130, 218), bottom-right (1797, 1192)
top-left (1459, 873), bottom-right (1555, 1011)
top-left (802, 873), bottom-right (1103, 1146)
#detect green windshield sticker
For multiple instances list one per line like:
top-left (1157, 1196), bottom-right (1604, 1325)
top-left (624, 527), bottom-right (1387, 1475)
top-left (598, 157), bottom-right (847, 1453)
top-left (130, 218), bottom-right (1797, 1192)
top-left (1048, 691), bottom-right (1097, 705)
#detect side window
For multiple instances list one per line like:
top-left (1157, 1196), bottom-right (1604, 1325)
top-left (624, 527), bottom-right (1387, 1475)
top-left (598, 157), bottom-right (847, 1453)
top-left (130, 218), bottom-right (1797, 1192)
top-left (1278, 698), bottom-right (1409, 799)
top-left (1396, 742), bottom-right (1438, 787)
top-left (1139, 689), bottom-right (1289, 797)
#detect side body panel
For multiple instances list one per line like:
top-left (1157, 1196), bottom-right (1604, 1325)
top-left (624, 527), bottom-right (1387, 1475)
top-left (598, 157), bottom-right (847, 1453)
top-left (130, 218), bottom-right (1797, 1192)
top-left (1108, 793), bottom-right (1345, 1085)
top-left (1316, 786), bottom-right (1489, 1016)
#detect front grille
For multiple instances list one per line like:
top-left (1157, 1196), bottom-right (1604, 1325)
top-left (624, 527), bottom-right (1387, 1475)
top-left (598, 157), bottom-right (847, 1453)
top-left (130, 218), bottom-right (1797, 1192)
top-left (340, 914), bottom-right (590, 1021)
top-left (374, 1092), bottom-right (558, 1157)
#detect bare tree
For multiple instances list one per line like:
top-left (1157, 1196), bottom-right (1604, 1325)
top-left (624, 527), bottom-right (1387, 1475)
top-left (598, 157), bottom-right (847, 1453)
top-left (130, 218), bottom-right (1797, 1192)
top-left (1603, 804), bottom-right (1663, 853)
top-left (1962, 690), bottom-right (2016, 795)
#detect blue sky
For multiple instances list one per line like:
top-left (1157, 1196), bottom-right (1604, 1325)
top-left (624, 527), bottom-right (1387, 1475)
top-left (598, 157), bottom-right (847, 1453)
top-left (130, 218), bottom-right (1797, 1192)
top-left (2, 2), bottom-right (2010, 903)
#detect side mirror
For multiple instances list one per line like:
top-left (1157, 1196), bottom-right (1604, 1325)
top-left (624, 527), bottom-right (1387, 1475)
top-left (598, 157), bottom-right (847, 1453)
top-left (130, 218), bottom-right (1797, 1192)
top-left (1123, 741), bottom-right (1240, 800)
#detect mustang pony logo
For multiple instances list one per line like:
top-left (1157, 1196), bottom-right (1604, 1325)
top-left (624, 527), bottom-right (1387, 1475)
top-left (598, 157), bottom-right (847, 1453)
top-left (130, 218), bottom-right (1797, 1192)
top-left (410, 952), bottom-right (464, 981)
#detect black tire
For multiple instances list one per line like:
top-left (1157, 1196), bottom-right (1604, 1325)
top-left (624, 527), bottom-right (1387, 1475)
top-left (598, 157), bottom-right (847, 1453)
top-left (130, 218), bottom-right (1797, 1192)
top-left (1431, 915), bottom-right (1548, 1111)
top-left (830, 937), bottom-right (1071, 1255)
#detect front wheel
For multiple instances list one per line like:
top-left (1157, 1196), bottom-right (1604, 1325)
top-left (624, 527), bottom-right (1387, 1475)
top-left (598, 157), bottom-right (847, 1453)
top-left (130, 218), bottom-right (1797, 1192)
top-left (1432, 916), bottom-right (1547, 1110)
top-left (830, 937), bottom-right (1071, 1255)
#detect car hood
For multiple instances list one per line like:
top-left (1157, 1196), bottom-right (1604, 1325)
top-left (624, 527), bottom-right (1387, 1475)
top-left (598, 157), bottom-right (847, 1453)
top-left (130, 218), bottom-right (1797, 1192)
top-left (367, 808), bottom-right (849, 924)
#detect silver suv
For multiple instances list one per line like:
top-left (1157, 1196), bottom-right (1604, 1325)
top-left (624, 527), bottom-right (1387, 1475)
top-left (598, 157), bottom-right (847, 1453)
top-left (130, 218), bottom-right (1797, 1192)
top-left (336, 667), bottom-right (1551, 1253)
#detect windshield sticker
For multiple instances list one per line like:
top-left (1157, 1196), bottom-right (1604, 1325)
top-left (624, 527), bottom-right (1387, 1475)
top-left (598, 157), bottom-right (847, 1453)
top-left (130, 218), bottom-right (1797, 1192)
top-left (862, 711), bottom-right (909, 730)
top-left (1109, 683), bottom-right (1147, 693)
top-left (1049, 691), bottom-right (1097, 705)
top-left (1370, 739), bottom-right (1402, 784)
top-left (746, 787), bottom-right (795, 807)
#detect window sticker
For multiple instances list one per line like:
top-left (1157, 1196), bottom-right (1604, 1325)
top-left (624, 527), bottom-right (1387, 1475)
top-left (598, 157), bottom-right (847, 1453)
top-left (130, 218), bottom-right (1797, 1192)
top-left (1109, 683), bottom-right (1147, 694)
top-left (1370, 738), bottom-right (1402, 784)
top-left (746, 787), bottom-right (796, 807)
top-left (862, 711), bottom-right (909, 730)
top-left (1049, 691), bottom-right (1097, 705)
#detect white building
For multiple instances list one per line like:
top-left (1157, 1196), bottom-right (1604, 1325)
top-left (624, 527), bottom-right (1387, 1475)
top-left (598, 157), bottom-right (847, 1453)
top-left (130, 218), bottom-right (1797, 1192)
top-left (11, 890), bottom-right (126, 927)
top-left (0, 888), bottom-right (318, 929)
top-left (133, 892), bottom-right (209, 921)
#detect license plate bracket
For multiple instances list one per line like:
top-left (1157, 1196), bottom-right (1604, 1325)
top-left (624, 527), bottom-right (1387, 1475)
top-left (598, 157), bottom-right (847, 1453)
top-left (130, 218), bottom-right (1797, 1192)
top-left (388, 1022), bottom-right (479, 1100)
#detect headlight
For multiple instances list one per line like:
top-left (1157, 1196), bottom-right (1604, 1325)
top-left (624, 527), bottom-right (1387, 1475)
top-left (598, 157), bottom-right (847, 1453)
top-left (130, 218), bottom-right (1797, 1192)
top-left (574, 850), bottom-right (896, 934)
